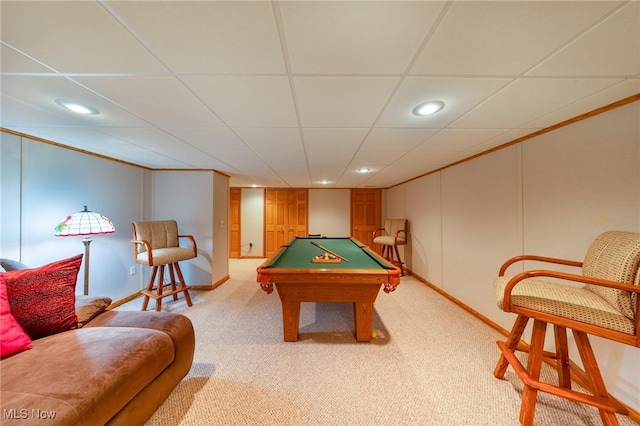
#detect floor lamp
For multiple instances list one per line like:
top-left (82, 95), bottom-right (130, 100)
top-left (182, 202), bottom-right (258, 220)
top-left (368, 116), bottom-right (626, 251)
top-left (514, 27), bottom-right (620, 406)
top-left (54, 206), bottom-right (115, 295)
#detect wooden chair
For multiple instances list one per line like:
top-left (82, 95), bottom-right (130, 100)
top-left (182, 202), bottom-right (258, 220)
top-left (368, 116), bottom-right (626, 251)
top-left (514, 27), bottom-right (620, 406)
top-left (372, 219), bottom-right (408, 275)
top-left (493, 230), bottom-right (640, 425)
top-left (131, 220), bottom-right (196, 312)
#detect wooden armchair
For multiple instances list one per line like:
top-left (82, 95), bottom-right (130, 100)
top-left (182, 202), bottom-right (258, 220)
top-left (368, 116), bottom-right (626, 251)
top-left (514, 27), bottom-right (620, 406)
top-left (493, 230), bottom-right (640, 425)
top-left (372, 219), bottom-right (408, 275)
top-left (132, 220), bottom-right (196, 311)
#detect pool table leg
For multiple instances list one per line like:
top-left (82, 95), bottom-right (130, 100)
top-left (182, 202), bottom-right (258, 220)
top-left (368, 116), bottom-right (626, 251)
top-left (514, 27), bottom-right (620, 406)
top-left (354, 302), bottom-right (374, 342)
top-left (282, 301), bottom-right (301, 342)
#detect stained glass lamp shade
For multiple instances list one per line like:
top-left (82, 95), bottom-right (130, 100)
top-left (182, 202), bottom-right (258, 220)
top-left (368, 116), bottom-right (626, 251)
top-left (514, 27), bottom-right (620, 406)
top-left (55, 206), bottom-right (115, 295)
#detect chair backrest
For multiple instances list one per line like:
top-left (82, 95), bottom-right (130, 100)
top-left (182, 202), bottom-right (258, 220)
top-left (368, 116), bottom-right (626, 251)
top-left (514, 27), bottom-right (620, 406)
top-left (384, 219), bottom-right (407, 236)
top-left (583, 230), bottom-right (640, 320)
top-left (132, 220), bottom-right (180, 251)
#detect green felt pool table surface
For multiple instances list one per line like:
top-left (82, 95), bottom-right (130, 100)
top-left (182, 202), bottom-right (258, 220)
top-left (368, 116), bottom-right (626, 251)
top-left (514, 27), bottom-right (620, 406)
top-left (263, 237), bottom-right (393, 270)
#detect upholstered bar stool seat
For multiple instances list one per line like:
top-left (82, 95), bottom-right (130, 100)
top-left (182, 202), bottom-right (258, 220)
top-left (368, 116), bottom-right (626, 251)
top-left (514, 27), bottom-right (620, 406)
top-left (132, 220), bottom-right (196, 312)
top-left (135, 247), bottom-right (195, 266)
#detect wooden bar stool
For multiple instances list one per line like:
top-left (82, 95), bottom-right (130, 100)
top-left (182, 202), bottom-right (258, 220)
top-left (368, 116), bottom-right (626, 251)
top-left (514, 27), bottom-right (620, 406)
top-left (131, 220), bottom-right (196, 311)
top-left (493, 230), bottom-right (640, 425)
top-left (372, 219), bottom-right (408, 275)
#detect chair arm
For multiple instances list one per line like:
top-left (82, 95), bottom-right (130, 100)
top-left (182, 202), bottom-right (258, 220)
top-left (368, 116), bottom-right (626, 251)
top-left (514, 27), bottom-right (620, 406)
top-left (372, 228), bottom-right (386, 239)
top-left (131, 238), bottom-right (154, 264)
top-left (499, 255), bottom-right (583, 277)
top-left (501, 269), bottom-right (640, 312)
top-left (178, 234), bottom-right (198, 258)
top-left (394, 229), bottom-right (408, 245)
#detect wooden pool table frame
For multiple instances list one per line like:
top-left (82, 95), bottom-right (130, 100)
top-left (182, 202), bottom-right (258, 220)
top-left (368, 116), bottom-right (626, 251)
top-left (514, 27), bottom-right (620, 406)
top-left (257, 238), bottom-right (401, 342)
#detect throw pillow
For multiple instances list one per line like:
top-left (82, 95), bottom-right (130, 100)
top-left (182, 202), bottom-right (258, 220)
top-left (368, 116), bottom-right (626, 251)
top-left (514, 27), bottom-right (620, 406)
top-left (3, 254), bottom-right (83, 339)
top-left (75, 295), bottom-right (112, 327)
top-left (0, 275), bottom-right (33, 357)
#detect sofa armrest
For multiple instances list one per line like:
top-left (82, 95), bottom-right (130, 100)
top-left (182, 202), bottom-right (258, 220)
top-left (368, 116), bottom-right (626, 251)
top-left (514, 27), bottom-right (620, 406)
top-left (85, 310), bottom-right (195, 425)
top-left (76, 295), bottom-right (112, 327)
top-left (84, 310), bottom-right (195, 366)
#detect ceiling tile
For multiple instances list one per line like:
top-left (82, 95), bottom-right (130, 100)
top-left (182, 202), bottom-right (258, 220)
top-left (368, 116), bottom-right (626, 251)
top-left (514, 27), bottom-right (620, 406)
top-left (1, 45), bottom-right (54, 73)
top-left (350, 150), bottom-right (405, 167)
top-left (1, 1), bottom-right (166, 73)
top-left (522, 79), bottom-right (640, 129)
top-left (234, 128), bottom-right (302, 154)
top-left (295, 77), bottom-right (399, 127)
top-left (182, 76), bottom-right (298, 127)
top-left (452, 78), bottom-right (624, 129)
top-left (414, 129), bottom-right (509, 152)
top-left (1, 76), bottom-right (150, 127)
top-left (308, 151), bottom-right (354, 179)
top-left (303, 128), bottom-right (368, 151)
top-left (412, 1), bottom-right (623, 76)
top-left (162, 127), bottom-right (249, 153)
top-left (361, 128), bottom-right (437, 151)
top-left (527, 2), bottom-right (640, 77)
top-left (377, 77), bottom-right (511, 128)
top-left (74, 76), bottom-right (225, 127)
top-left (280, 1), bottom-right (446, 74)
top-left (106, 1), bottom-right (286, 74)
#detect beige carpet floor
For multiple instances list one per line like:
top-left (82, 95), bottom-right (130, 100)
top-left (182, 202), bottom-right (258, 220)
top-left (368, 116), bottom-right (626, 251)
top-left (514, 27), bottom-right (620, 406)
top-left (116, 259), bottom-right (638, 426)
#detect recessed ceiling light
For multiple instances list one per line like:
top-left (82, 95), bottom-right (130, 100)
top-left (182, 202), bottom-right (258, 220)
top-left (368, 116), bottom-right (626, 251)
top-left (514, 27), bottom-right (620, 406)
top-left (55, 99), bottom-right (99, 115)
top-left (320, 180), bottom-right (329, 185)
top-left (357, 168), bottom-right (372, 173)
top-left (413, 100), bottom-right (445, 116)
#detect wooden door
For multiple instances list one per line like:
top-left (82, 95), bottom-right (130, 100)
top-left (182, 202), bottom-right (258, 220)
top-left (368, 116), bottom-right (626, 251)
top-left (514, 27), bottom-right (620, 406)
top-left (350, 189), bottom-right (381, 252)
top-left (287, 190), bottom-right (308, 240)
top-left (265, 189), bottom-right (308, 258)
top-left (265, 189), bottom-right (285, 258)
top-left (229, 188), bottom-right (241, 258)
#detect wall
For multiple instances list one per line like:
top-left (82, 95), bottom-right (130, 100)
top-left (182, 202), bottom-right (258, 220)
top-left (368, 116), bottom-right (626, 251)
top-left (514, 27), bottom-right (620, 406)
top-left (308, 188), bottom-right (351, 237)
top-left (240, 188), bottom-right (264, 257)
top-left (1, 132), bottom-right (146, 300)
top-left (387, 101), bottom-right (640, 410)
top-left (151, 170), bottom-right (214, 286)
top-left (1, 131), bottom-right (227, 300)
top-left (212, 172), bottom-right (229, 283)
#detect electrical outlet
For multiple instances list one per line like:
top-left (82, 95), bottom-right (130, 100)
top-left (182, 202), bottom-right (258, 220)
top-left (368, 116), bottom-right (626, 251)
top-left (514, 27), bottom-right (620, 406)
top-left (129, 266), bottom-right (136, 275)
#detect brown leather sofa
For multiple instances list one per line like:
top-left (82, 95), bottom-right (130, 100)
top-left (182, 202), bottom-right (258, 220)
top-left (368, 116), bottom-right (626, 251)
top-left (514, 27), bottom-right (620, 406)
top-left (1, 260), bottom-right (195, 425)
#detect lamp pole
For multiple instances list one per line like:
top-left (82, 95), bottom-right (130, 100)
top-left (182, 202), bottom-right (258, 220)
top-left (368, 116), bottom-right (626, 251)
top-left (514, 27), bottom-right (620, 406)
top-left (82, 236), bottom-right (92, 296)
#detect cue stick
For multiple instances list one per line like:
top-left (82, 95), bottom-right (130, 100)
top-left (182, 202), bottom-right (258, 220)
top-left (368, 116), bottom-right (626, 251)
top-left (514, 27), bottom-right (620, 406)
top-left (309, 241), bottom-right (350, 263)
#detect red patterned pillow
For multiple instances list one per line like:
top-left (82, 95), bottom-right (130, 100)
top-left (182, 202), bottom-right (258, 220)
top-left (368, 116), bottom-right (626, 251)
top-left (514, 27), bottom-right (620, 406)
top-left (0, 275), bottom-right (33, 357)
top-left (3, 254), bottom-right (82, 339)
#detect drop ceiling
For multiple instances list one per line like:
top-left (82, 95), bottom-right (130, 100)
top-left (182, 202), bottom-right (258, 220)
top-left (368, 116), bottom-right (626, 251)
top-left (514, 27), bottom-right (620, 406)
top-left (1, 1), bottom-right (638, 188)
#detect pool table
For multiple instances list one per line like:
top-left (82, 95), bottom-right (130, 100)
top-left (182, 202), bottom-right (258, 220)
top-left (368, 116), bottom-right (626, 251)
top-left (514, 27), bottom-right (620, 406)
top-left (256, 237), bottom-right (401, 342)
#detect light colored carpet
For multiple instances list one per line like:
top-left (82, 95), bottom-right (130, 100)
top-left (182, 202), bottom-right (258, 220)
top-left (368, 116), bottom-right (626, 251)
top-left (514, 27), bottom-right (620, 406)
top-left (117, 259), bottom-right (637, 425)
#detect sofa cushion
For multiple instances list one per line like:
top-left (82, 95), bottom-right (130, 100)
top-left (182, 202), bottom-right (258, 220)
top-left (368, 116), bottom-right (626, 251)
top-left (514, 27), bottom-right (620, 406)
top-left (2, 255), bottom-right (82, 339)
top-left (0, 327), bottom-right (174, 425)
top-left (0, 276), bottom-right (32, 357)
top-left (75, 295), bottom-right (112, 327)
top-left (0, 259), bottom-right (29, 272)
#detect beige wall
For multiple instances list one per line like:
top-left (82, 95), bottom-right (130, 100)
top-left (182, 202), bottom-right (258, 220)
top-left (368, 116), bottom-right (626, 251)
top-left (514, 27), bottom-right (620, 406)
top-left (151, 170), bottom-right (216, 286)
top-left (387, 101), bottom-right (640, 410)
top-left (308, 188), bottom-right (351, 237)
top-left (0, 133), bottom-right (226, 298)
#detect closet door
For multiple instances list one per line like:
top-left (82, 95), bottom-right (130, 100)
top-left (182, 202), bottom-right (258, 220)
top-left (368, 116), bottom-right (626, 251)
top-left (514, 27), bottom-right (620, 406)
top-left (265, 189), bottom-right (308, 259)
top-left (229, 188), bottom-right (241, 258)
top-left (287, 190), bottom-right (308, 241)
top-left (351, 189), bottom-right (381, 251)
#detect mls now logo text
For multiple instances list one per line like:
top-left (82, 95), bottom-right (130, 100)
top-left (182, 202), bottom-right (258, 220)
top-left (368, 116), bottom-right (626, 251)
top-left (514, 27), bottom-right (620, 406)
top-left (3, 408), bottom-right (57, 420)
